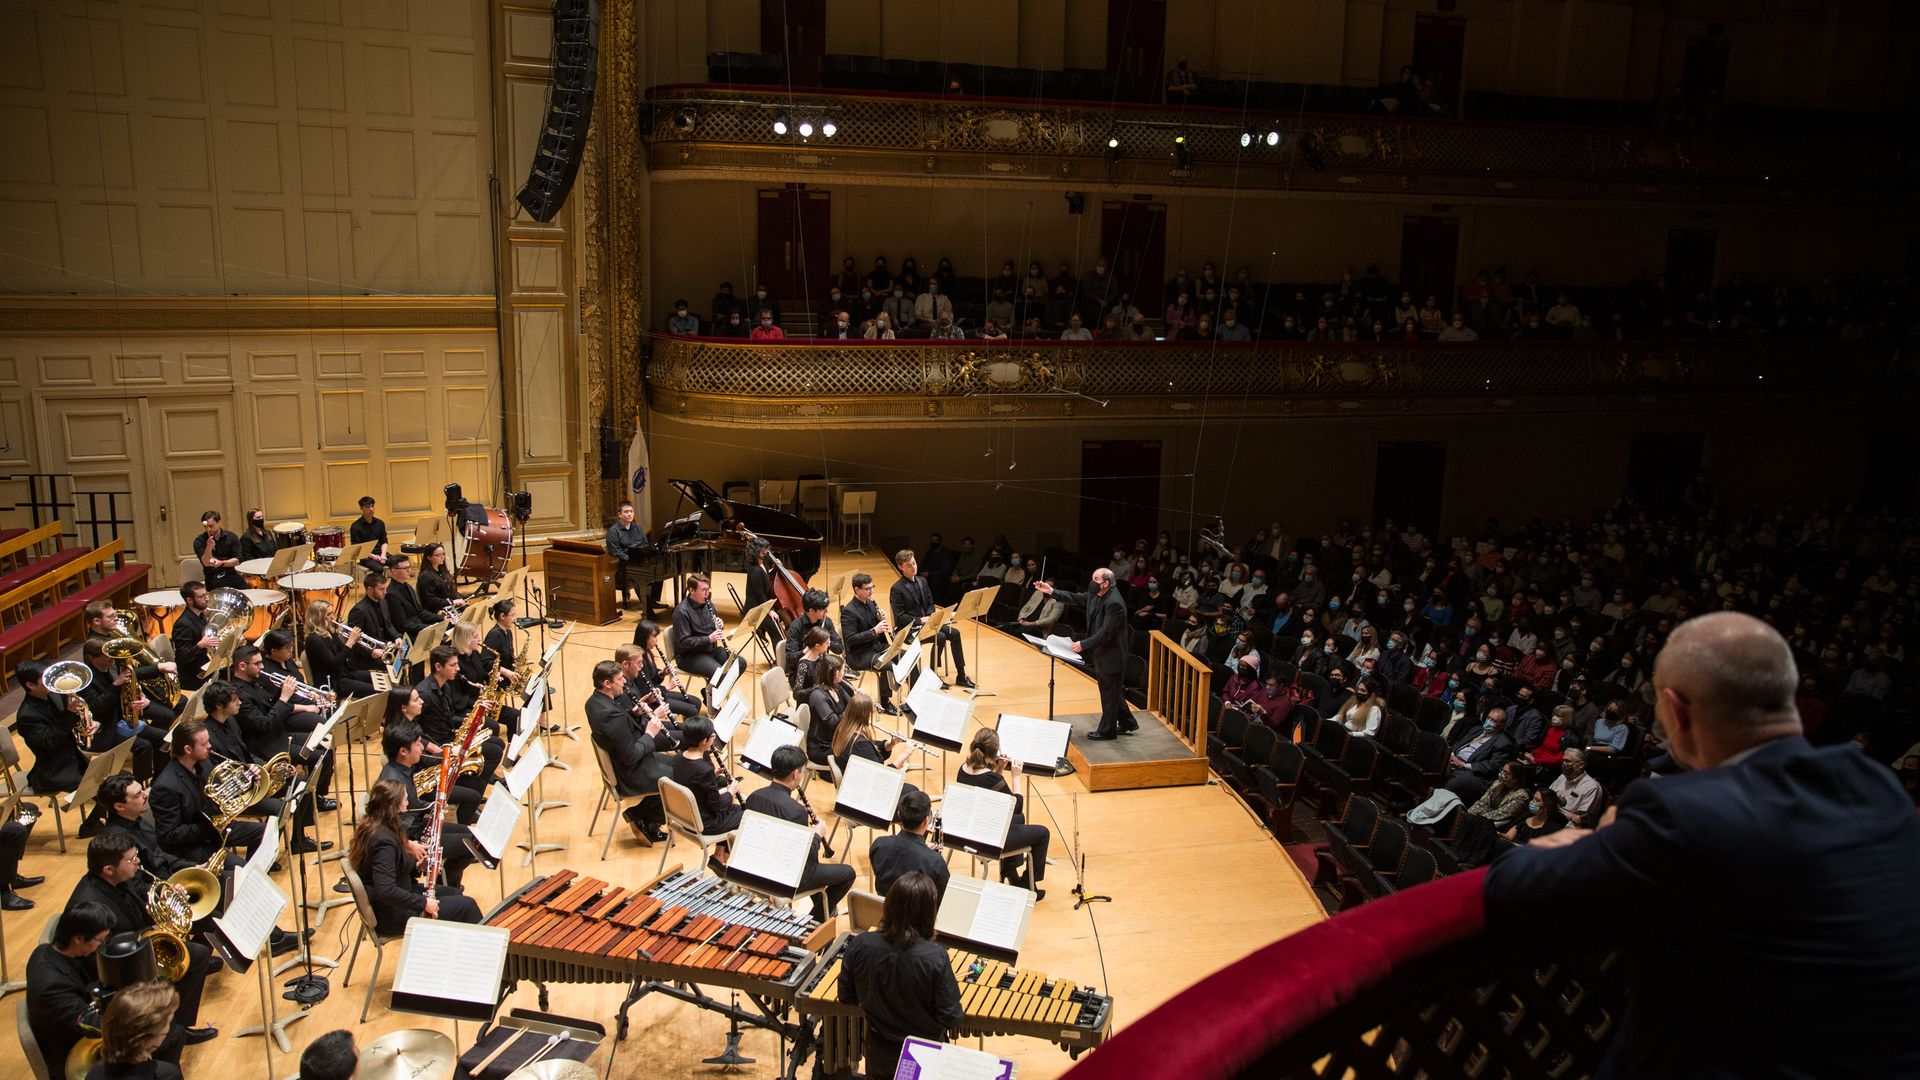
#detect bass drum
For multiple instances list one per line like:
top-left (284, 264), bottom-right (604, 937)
top-left (460, 507), bottom-right (514, 578)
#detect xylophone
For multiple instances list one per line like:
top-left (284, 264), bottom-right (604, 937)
top-left (797, 932), bottom-right (1116, 1070)
top-left (484, 865), bottom-right (834, 1040)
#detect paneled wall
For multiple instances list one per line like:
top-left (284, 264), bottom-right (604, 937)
top-left (0, 312), bottom-right (500, 571)
top-left (0, 0), bottom-right (495, 295)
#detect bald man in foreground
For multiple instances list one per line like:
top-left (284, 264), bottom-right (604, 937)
top-left (1486, 612), bottom-right (1920, 1078)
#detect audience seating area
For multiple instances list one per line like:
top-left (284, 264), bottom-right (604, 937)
top-left (0, 523), bottom-right (152, 685)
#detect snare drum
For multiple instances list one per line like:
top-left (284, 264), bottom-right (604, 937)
top-left (133, 589), bottom-right (187, 640)
top-left (272, 520), bottom-right (308, 548)
top-left (311, 526), bottom-right (346, 562)
top-left (242, 588), bottom-right (288, 639)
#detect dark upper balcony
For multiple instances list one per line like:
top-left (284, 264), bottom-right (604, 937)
top-left (640, 86), bottom-right (1916, 206)
top-left (642, 334), bottom-right (1915, 428)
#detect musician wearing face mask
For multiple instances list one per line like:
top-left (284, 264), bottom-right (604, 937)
top-left (238, 508), bottom-right (278, 561)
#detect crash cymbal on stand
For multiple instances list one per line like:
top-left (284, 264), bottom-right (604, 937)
top-left (360, 1028), bottom-right (456, 1080)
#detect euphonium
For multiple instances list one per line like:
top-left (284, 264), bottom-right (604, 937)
top-left (202, 588), bottom-right (255, 642)
top-left (42, 661), bottom-right (96, 747)
top-left (102, 611), bottom-right (182, 706)
top-left (136, 867), bottom-right (195, 982)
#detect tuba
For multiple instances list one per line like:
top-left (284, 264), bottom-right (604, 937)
top-left (137, 868), bottom-right (196, 982)
top-left (102, 610), bottom-right (182, 706)
top-left (203, 588), bottom-right (255, 643)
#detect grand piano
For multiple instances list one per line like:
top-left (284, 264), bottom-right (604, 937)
top-left (543, 479), bottom-right (824, 624)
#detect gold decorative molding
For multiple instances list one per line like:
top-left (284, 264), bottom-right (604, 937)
top-left (643, 335), bottom-right (1916, 428)
top-left (579, 0), bottom-right (643, 526)
top-left (0, 296), bottom-right (499, 334)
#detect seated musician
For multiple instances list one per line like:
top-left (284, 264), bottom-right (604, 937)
top-left (89, 979), bottom-right (182, 1080)
top-left (670, 716), bottom-right (743, 836)
top-left (670, 574), bottom-right (731, 682)
top-left (869, 790), bottom-right (948, 900)
top-left (840, 573), bottom-right (898, 714)
top-left (237, 508), bottom-right (278, 561)
top-left (384, 693), bottom-right (482, 827)
top-left (616, 644), bottom-right (685, 742)
top-left (198, 683), bottom-right (316, 853)
top-left (67, 833), bottom-right (223, 1036)
top-left (782, 589), bottom-right (843, 680)
top-left (831, 692), bottom-right (918, 777)
top-left (167, 583), bottom-right (216, 692)
top-left (232, 643), bottom-right (336, 818)
top-left (416, 645), bottom-right (504, 787)
top-left (77, 638), bottom-right (165, 783)
top-left (416, 543), bottom-right (463, 617)
top-left (485, 602), bottom-right (521, 670)
top-left (14, 660), bottom-right (96, 803)
top-left (955, 729), bottom-right (1051, 899)
top-left (383, 555), bottom-right (434, 638)
top-left (453, 621), bottom-right (519, 738)
top-left (376, 714), bottom-right (481, 883)
top-left (27, 901), bottom-right (211, 1074)
top-left (83, 601), bottom-right (179, 727)
top-left (793, 627), bottom-right (832, 695)
top-left (100, 773), bottom-right (200, 885)
top-left (149, 720), bottom-right (270, 864)
top-left (630, 621), bottom-right (702, 718)
top-left (605, 499), bottom-right (656, 612)
top-left (585, 659), bottom-right (671, 844)
top-left (836, 871), bottom-right (962, 1080)
top-left (300, 600), bottom-right (379, 702)
top-left (350, 779), bottom-right (482, 934)
top-left (891, 549), bottom-right (976, 690)
top-left (349, 572), bottom-right (403, 663)
top-left (741, 745), bottom-right (855, 923)
top-left (350, 496), bottom-right (390, 570)
top-left (803, 653), bottom-right (852, 764)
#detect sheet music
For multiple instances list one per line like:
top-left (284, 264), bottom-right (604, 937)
top-left (713, 697), bottom-right (748, 745)
top-left (898, 1039), bottom-right (1015, 1080)
top-left (393, 920), bottom-right (510, 1006)
top-left (508, 709), bottom-right (539, 762)
top-left (470, 789), bottom-right (522, 860)
top-left (834, 755), bottom-right (905, 822)
top-left (891, 636), bottom-right (923, 684)
top-left (904, 667), bottom-right (945, 711)
top-left (521, 673), bottom-right (546, 710)
top-left (713, 657), bottom-right (744, 709)
top-left (503, 737), bottom-right (548, 801)
top-left (242, 816), bottom-right (280, 882)
top-left (726, 810), bottom-right (812, 890)
top-left (213, 865), bottom-right (287, 959)
top-left (966, 882), bottom-right (1030, 950)
top-left (1042, 633), bottom-right (1084, 664)
top-left (994, 713), bottom-right (1070, 771)
top-left (741, 717), bottom-right (801, 770)
top-left (908, 687), bottom-right (970, 746)
top-left (937, 782), bottom-right (1013, 850)
top-left (304, 703), bottom-right (349, 754)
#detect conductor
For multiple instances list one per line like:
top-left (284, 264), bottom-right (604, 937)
top-left (1036, 568), bottom-right (1136, 740)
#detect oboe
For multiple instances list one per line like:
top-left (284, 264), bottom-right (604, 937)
top-left (792, 780), bottom-right (835, 859)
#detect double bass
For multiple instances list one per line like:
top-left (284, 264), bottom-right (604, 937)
top-left (734, 522), bottom-right (809, 626)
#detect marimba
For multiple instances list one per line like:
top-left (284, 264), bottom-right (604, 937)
top-left (484, 865), bottom-right (833, 1040)
top-left (797, 933), bottom-right (1115, 1070)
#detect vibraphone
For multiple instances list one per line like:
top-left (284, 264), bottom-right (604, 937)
top-left (797, 933), bottom-right (1115, 1070)
top-left (484, 866), bottom-right (834, 1041)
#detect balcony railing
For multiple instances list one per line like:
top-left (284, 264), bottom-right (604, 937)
top-left (641, 86), bottom-right (1915, 202)
top-left (642, 334), bottom-right (1912, 427)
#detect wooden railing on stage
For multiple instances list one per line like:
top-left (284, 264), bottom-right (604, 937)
top-left (1146, 631), bottom-right (1210, 757)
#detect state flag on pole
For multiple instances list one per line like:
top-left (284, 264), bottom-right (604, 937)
top-left (627, 411), bottom-right (653, 531)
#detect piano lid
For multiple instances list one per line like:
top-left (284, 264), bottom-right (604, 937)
top-left (667, 478), bottom-right (823, 551)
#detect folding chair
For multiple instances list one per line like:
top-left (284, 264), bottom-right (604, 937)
top-left (656, 778), bottom-right (738, 875)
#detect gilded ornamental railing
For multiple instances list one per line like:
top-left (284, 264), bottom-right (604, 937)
top-left (643, 334), bottom-right (1911, 426)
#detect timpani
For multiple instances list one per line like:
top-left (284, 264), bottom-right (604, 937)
top-left (239, 556), bottom-right (313, 588)
top-left (132, 589), bottom-right (187, 640)
top-left (279, 571), bottom-right (354, 622)
top-left (242, 588), bottom-right (289, 639)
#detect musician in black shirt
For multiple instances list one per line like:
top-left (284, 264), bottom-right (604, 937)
top-left (376, 717), bottom-right (480, 881)
top-left (840, 573), bottom-right (897, 713)
top-left (803, 654), bottom-right (852, 765)
top-left (670, 574), bottom-right (730, 681)
top-left (350, 779), bottom-right (481, 935)
top-left (669, 717), bottom-right (742, 835)
top-left (67, 833), bottom-right (221, 1034)
top-left (168, 583), bottom-right (216, 692)
top-left (954, 728), bottom-right (1050, 897)
top-left (350, 495), bottom-right (390, 569)
top-left (793, 627), bottom-right (832, 695)
top-left (348, 572), bottom-right (402, 661)
top-left (605, 500), bottom-right (655, 611)
top-left (413, 647), bottom-right (500, 798)
top-left (868, 790), bottom-right (948, 900)
top-left (76, 639), bottom-right (164, 783)
top-left (837, 871), bottom-right (962, 1079)
top-left (383, 555), bottom-right (434, 638)
top-left (238, 508), bottom-right (278, 561)
top-left (743, 540), bottom-right (783, 651)
top-left (740, 745), bottom-right (854, 923)
top-left (149, 720), bottom-right (266, 863)
top-left (615, 644), bottom-right (682, 748)
top-left (585, 660), bottom-right (670, 842)
top-left (631, 621), bottom-right (702, 718)
top-left (782, 588), bottom-right (843, 679)
top-left (417, 543), bottom-right (462, 616)
top-left (890, 550), bottom-right (974, 689)
top-left (300, 600), bottom-right (379, 702)
top-left (231, 643), bottom-right (333, 822)
top-left (191, 510), bottom-right (245, 592)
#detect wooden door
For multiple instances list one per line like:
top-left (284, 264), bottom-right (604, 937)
top-left (38, 396), bottom-right (154, 558)
top-left (1106, 0), bottom-right (1166, 103)
top-left (1400, 216), bottom-right (1458, 311)
top-left (139, 396), bottom-right (242, 568)
top-left (1079, 439), bottom-right (1161, 554)
top-left (756, 186), bottom-right (832, 315)
top-left (1412, 16), bottom-right (1467, 114)
top-left (762, 0), bottom-right (826, 86)
top-left (1101, 199), bottom-right (1167, 311)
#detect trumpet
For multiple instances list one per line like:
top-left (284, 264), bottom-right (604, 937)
top-left (261, 669), bottom-right (336, 706)
top-left (327, 618), bottom-right (396, 652)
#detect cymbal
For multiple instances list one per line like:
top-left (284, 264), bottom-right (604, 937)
top-left (505, 1060), bottom-right (597, 1080)
top-left (360, 1028), bottom-right (456, 1080)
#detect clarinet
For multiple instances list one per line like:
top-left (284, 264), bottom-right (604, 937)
top-left (654, 644), bottom-right (686, 694)
top-left (705, 745), bottom-right (743, 807)
top-left (792, 781), bottom-right (836, 859)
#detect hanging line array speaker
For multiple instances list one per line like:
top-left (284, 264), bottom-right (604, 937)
top-left (514, 0), bottom-right (600, 222)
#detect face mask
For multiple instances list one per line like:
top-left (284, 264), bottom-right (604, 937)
top-left (1483, 719), bottom-right (1496, 732)
top-left (1328, 599), bottom-right (1340, 611)
top-left (756, 290), bottom-right (767, 299)
top-left (761, 318), bottom-right (772, 326)
top-left (1447, 678), bottom-right (1459, 689)
top-left (1253, 576), bottom-right (1265, 586)
top-left (1386, 640), bottom-right (1399, 651)
top-left (1465, 626), bottom-right (1478, 637)
top-left (1324, 643), bottom-right (1335, 654)
top-left (1148, 584), bottom-right (1159, 592)
top-left (1562, 659), bottom-right (1575, 670)
top-left (893, 290), bottom-right (902, 298)
top-left (1527, 800), bottom-right (1541, 813)
top-left (1300, 637), bottom-right (1312, 647)
top-left (1561, 762), bottom-right (1580, 776)
top-left (861, 290), bottom-right (872, 298)
top-left (1404, 601), bottom-right (1416, 612)
top-left (1229, 571), bottom-right (1244, 582)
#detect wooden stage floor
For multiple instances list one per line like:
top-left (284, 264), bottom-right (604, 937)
top-left (0, 553), bottom-right (1322, 1079)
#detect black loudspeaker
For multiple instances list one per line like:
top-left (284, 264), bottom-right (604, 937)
top-left (598, 416), bottom-right (622, 479)
top-left (515, 0), bottom-right (600, 223)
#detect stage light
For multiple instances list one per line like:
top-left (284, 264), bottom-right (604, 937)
top-left (1265, 130), bottom-right (1281, 147)
top-left (798, 120), bottom-right (814, 137)
top-left (1240, 132), bottom-right (1252, 148)
top-left (821, 119), bottom-right (837, 137)
top-left (1107, 136), bottom-right (1121, 150)
top-left (772, 116), bottom-right (789, 135)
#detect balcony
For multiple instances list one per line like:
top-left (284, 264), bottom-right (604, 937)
top-left (640, 86), bottom-right (1915, 205)
top-left (642, 335), bottom-right (1914, 428)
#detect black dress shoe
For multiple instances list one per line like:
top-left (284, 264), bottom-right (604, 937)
top-left (954, 676), bottom-right (977, 690)
top-left (291, 837), bottom-right (319, 854)
top-left (270, 932), bottom-right (299, 957)
top-left (75, 819), bottom-right (103, 840)
top-left (333, 879), bottom-right (352, 894)
top-left (2, 892), bottom-right (33, 911)
top-left (1121, 717), bottom-right (1140, 733)
top-left (181, 1026), bottom-right (219, 1046)
top-left (878, 703), bottom-right (901, 716)
top-left (1086, 730), bottom-right (1119, 741)
top-left (11, 873), bottom-right (44, 888)
top-left (316, 797), bottom-right (339, 812)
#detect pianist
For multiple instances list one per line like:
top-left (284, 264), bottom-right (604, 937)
top-left (605, 500), bottom-right (655, 612)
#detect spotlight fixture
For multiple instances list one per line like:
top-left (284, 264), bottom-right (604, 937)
top-left (821, 119), bottom-right (837, 137)
top-left (1107, 136), bottom-right (1121, 150)
top-left (671, 106), bottom-right (697, 132)
top-left (1173, 135), bottom-right (1193, 169)
top-left (798, 120), bottom-right (814, 137)
top-left (772, 116), bottom-right (789, 135)
top-left (1265, 130), bottom-right (1281, 147)
top-left (1239, 132), bottom-right (1252, 148)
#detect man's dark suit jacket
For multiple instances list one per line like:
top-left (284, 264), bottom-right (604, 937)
top-left (888, 575), bottom-right (937, 626)
top-left (111, 811), bottom-right (195, 877)
top-left (27, 943), bottom-right (96, 1075)
top-left (1486, 736), bottom-right (1920, 1078)
top-left (15, 693), bottom-right (87, 792)
top-left (841, 596), bottom-right (889, 670)
top-left (387, 580), bottom-right (432, 636)
top-left (150, 759), bottom-right (221, 861)
top-left (1051, 585), bottom-right (1128, 676)
top-left (66, 874), bottom-right (150, 935)
top-left (1449, 725), bottom-right (1515, 780)
top-left (869, 832), bottom-right (949, 900)
top-left (169, 608), bottom-right (210, 691)
top-left (587, 691), bottom-right (671, 797)
top-left (233, 676), bottom-right (297, 762)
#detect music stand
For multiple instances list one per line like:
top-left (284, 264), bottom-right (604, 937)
top-left (758, 480), bottom-right (797, 512)
top-left (955, 585), bottom-right (1000, 697)
top-left (839, 490), bottom-right (875, 555)
top-left (61, 741), bottom-right (132, 814)
top-left (263, 545), bottom-right (310, 579)
top-left (302, 703), bottom-right (356, 923)
top-left (336, 541), bottom-right (376, 569)
top-left (216, 865), bottom-right (297, 1067)
top-left (728, 598), bottom-right (777, 658)
top-left (404, 621), bottom-right (448, 684)
top-left (202, 629), bottom-right (243, 681)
